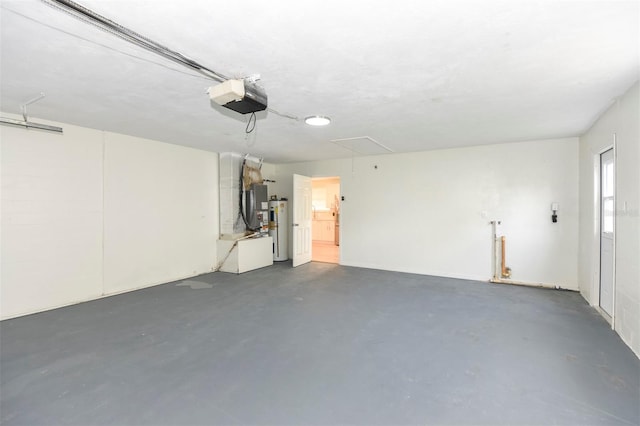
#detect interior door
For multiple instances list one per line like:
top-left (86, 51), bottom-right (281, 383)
top-left (599, 148), bottom-right (614, 317)
top-left (292, 174), bottom-right (312, 267)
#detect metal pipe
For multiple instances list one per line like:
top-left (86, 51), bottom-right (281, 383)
top-left (0, 117), bottom-right (63, 133)
top-left (490, 220), bottom-right (501, 281)
top-left (21, 92), bottom-right (46, 121)
top-left (501, 236), bottom-right (511, 278)
top-left (490, 278), bottom-right (574, 291)
top-left (43, 0), bottom-right (229, 82)
top-left (488, 221), bottom-right (572, 291)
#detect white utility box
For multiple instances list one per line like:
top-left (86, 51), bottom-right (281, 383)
top-left (208, 79), bottom-right (245, 105)
top-left (217, 236), bottom-right (273, 274)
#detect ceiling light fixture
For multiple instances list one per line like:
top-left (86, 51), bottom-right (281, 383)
top-left (305, 116), bottom-right (331, 126)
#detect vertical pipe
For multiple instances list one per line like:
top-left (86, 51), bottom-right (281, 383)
top-left (491, 221), bottom-right (500, 281)
top-left (501, 236), bottom-right (506, 276)
top-left (501, 236), bottom-right (511, 278)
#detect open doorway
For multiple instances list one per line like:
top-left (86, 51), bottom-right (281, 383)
top-left (311, 177), bottom-right (340, 264)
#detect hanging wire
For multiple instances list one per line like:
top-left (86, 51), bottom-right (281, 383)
top-left (244, 111), bottom-right (257, 147)
top-left (246, 120), bottom-right (257, 148)
top-left (245, 112), bottom-right (257, 134)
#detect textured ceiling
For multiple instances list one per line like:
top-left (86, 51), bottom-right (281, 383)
top-left (1, 0), bottom-right (638, 163)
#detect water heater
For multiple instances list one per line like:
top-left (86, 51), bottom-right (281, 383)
top-left (269, 199), bottom-right (288, 261)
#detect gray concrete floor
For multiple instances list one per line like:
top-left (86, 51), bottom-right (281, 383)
top-left (1, 262), bottom-right (638, 425)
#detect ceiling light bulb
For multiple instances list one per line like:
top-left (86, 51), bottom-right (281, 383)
top-left (305, 116), bottom-right (331, 126)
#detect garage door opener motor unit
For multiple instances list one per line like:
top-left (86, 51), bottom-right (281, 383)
top-left (208, 79), bottom-right (267, 114)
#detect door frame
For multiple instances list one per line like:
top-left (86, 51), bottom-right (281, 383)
top-left (595, 140), bottom-right (616, 328)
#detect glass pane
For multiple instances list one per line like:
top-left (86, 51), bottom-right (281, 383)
top-left (603, 198), bottom-right (614, 233)
top-left (602, 163), bottom-right (614, 197)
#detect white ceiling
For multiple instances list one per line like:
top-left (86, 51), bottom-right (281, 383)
top-left (1, 0), bottom-right (638, 163)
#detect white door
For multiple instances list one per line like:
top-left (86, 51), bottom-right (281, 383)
top-left (292, 174), bottom-right (312, 267)
top-left (599, 148), bottom-right (614, 317)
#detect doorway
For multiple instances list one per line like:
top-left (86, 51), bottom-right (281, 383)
top-left (599, 148), bottom-right (615, 318)
top-left (311, 177), bottom-right (340, 264)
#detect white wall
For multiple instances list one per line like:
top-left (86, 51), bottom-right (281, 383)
top-left (103, 132), bottom-right (218, 294)
top-left (272, 138), bottom-right (579, 288)
top-left (1, 116), bottom-right (219, 319)
top-left (578, 82), bottom-right (639, 357)
top-left (1, 122), bottom-right (104, 318)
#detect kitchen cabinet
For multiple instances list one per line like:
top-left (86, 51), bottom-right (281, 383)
top-left (312, 220), bottom-right (335, 242)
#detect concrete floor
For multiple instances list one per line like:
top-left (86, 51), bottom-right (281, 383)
top-left (1, 262), bottom-right (638, 425)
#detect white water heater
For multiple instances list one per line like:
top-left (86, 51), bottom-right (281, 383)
top-left (269, 199), bottom-right (288, 261)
